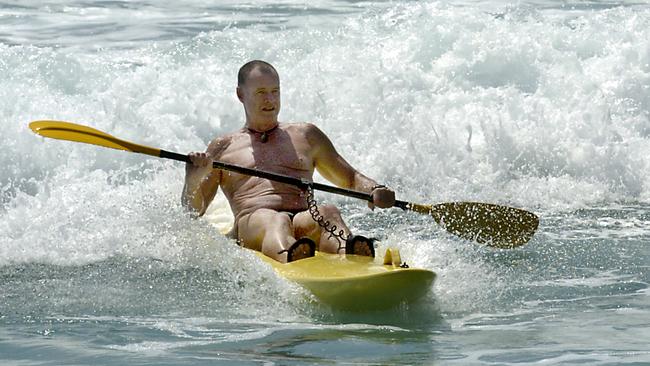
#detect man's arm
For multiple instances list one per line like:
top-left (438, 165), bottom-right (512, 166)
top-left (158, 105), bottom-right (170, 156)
top-left (307, 124), bottom-right (395, 209)
top-left (181, 139), bottom-right (224, 217)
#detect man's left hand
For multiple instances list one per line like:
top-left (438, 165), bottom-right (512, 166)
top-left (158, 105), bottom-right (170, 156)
top-left (369, 186), bottom-right (395, 210)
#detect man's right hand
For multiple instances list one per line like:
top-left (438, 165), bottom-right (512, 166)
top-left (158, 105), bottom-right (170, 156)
top-left (187, 151), bottom-right (212, 168)
top-left (185, 151), bottom-right (213, 185)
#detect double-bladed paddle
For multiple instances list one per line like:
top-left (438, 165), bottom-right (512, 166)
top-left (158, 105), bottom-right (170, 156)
top-left (29, 120), bottom-right (539, 248)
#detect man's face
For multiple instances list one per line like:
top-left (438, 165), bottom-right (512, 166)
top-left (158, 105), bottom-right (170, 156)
top-left (237, 68), bottom-right (281, 123)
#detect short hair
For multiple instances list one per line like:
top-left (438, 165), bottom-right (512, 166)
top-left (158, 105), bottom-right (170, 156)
top-left (237, 60), bottom-right (278, 86)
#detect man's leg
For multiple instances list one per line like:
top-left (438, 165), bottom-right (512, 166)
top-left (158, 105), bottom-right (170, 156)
top-left (292, 204), bottom-right (373, 256)
top-left (237, 208), bottom-right (312, 263)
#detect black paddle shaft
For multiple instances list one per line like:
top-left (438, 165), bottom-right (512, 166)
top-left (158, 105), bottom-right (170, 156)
top-left (159, 149), bottom-right (409, 209)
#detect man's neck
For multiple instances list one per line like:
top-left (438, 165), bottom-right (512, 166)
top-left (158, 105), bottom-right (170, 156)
top-left (246, 119), bottom-right (280, 133)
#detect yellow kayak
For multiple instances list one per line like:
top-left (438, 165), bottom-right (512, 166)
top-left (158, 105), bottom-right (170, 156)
top-left (207, 209), bottom-right (435, 310)
top-left (255, 248), bottom-right (436, 311)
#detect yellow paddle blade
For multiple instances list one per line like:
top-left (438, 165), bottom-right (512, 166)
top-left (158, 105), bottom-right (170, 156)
top-left (409, 202), bottom-right (539, 248)
top-left (29, 120), bottom-right (161, 157)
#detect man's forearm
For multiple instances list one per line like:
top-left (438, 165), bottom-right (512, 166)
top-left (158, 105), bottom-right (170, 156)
top-left (352, 172), bottom-right (379, 193)
top-left (181, 166), bottom-right (210, 216)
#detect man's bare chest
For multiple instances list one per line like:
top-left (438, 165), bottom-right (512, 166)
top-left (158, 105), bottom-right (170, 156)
top-left (218, 132), bottom-right (313, 175)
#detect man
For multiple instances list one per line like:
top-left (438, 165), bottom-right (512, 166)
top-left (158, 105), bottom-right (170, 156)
top-left (182, 60), bottom-right (395, 263)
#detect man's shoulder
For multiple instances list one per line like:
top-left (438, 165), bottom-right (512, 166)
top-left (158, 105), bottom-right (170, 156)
top-left (283, 122), bottom-right (323, 136)
top-left (283, 121), bottom-right (314, 129)
top-left (207, 130), bottom-right (244, 154)
top-left (210, 127), bottom-right (248, 142)
top-left (283, 122), bottom-right (333, 152)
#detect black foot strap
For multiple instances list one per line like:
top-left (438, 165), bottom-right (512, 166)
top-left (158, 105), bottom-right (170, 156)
top-left (278, 237), bottom-right (316, 262)
top-left (345, 235), bottom-right (376, 257)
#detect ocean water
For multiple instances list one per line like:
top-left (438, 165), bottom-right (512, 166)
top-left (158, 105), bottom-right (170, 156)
top-left (1, 0), bottom-right (649, 364)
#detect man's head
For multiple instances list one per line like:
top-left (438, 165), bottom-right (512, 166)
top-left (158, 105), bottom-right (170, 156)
top-left (237, 60), bottom-right (281, 125)
top-left (238, 60), bottom-right (278, 87)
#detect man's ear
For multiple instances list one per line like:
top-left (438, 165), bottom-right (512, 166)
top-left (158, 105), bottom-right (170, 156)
top-left (236, 87), bottom-right (244, 102)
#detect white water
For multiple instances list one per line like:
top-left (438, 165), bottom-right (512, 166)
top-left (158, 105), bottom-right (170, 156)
top-left (3, 1), bottom-right (649, 261)
top-left (1, 1), bottom-right (649, 364)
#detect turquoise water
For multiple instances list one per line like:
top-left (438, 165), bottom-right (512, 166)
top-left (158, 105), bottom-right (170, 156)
top-left (1, 1), bottom-right (650, 364)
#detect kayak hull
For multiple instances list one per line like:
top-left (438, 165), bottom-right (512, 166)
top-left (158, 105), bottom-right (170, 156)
top-left (256, 250), bottom-right (436, 311)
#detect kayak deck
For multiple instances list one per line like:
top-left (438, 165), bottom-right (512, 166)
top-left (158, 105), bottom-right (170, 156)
top-left (256, 249), bottom-right (436, 311)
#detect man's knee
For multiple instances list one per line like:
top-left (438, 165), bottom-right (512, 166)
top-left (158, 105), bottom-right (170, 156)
top-left (293, 205), bottom-right (342, 239)
top-left (318, 204), bottom-right (342, 218)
